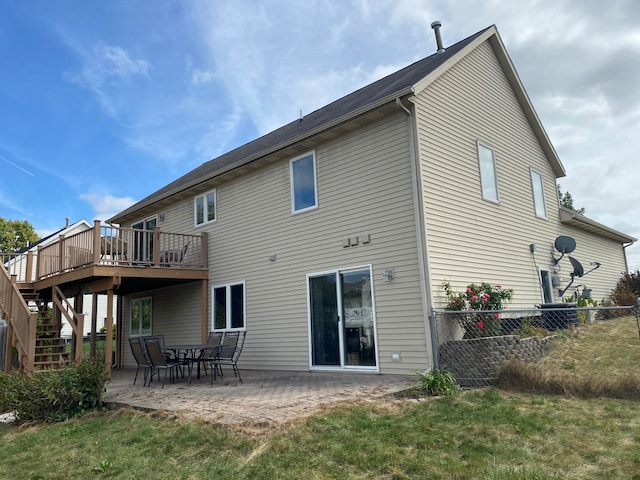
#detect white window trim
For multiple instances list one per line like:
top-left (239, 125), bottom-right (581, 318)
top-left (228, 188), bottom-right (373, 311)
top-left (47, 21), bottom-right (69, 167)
top-left (194, 189), bottom-right (217, 227)
top-left (290, 151), bottom-right (318, 214)
top-left (130, 296), bottom-right (152, 337)
top-left (132, 215), bottom-right (158, 230)
top-left (306, 264), bottom-right (380, 373)
top-left (530, 168), bottom-right (547, 219)
top-left (539, 268), bottom-right (554, 304)
top-left (211, 281), bottom-right (246, 331)
top-left (477, 141), bottom-right (500, 204)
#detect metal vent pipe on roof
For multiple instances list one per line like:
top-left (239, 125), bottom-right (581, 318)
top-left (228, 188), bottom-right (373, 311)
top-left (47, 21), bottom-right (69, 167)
top-left (431, 20), bottom-right (445, 53)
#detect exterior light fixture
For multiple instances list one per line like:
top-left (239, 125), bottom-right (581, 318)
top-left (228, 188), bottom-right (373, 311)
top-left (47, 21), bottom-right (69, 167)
top-left (383, 268), bottom-right (394, 282)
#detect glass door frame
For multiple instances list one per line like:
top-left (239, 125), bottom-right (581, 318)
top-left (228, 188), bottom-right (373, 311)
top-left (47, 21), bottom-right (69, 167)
top-left (131, 216), bottom-right (157, 263)
top-left (306, 264), bottom-right (379, 372)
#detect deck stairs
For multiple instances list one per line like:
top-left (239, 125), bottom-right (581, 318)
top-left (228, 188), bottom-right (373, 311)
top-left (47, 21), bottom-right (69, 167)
top-left (22, 288), bottom-right (73, 371)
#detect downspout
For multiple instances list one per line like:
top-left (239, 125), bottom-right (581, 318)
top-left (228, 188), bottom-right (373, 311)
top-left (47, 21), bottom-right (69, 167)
top-left (394, 97), bottom-right (438, 369)
top-left (623, 241), bottom-right (635, 273)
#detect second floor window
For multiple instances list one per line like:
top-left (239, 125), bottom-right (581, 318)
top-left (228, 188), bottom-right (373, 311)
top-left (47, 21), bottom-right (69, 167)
top-left (530, 169), bottom-right (547, 218)
top-left (290, 152), bottom-right (317, 213)
top-left (194, 190), bottom-right (216, 227)
top-left (477, 142), bottom-right (500, 203)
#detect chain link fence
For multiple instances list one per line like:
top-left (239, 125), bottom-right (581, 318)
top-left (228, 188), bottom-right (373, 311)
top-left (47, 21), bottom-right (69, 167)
top-left (431, 304), bottom-right (640, 388)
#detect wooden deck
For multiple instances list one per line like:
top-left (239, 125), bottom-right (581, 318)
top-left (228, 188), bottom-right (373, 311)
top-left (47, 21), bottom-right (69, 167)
top-left (4, 221), bottom-right (208, 296)
top-left (1, 221), bottom-right (209, 372)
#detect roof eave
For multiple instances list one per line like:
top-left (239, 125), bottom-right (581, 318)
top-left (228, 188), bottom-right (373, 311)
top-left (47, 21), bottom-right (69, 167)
top-left (559, 207), bottom-right (636, 244)
top-left (109, 87), bottom-right (415, 224)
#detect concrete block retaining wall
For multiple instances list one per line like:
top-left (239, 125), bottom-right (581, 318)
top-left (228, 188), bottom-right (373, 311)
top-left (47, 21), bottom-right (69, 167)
top-left (439, 335), bottom-right (553, 388)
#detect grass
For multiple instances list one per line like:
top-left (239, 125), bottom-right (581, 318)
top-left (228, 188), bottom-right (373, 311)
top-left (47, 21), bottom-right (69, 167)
top-left (1, 316), bottom-right (639, 478)
top-left (1, 392), bottom-right (639, 479)
top-left (497, 315), bottom-right (640, 398)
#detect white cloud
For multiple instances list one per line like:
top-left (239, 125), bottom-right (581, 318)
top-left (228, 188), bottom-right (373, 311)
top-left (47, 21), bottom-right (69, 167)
top-left (80, 192), bottom-right (137, 222)
top-left (68, 42), bottom-right (151, 118)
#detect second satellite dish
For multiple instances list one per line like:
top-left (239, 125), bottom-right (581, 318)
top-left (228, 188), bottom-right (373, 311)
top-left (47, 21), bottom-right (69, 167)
top-left (568, 256), bottom-right (584, 278)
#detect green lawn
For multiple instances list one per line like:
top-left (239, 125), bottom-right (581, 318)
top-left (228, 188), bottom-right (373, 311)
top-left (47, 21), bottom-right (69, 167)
top-left (1, 390), bottom-right (639, 479)
top-left (3, 318), bottom-right (640, 479)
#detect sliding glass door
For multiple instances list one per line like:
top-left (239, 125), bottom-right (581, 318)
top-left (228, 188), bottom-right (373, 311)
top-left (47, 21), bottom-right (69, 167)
top-left (308, 267), bottom-right (377, 369)
top-left (132, 217), bottom-right (156, 263)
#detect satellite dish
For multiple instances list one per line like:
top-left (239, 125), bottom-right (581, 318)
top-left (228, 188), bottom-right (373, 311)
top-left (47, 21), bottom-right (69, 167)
top-left (569, 256), bottom-right (584, 277)
top-left (554, 236), bottom-right (576, 254)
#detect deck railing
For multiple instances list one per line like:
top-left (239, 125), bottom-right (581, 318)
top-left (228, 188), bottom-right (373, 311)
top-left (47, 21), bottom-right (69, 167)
top-left (0, 266), bottom-right (37, 371)
top-left (1, 221), bottom-right (207, 283)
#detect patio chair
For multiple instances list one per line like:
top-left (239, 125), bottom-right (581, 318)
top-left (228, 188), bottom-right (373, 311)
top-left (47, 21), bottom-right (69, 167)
top-left (192, 331), bottom-right (225, 377)
top-left (209, 331), bottom-right (246, 385)
top-left (142, 336), bottom-right (182, 389)
top-left (128, 337), bottom-right (151, 386)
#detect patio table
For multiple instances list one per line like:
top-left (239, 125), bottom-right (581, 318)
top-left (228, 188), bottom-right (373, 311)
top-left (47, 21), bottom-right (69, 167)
top-left (164, 344), bottom-right (219, 384)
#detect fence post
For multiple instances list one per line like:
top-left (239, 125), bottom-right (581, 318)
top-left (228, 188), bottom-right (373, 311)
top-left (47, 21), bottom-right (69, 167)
top-left (429, 308), bottom-right (440, 370)
top-left (636, 297), bottom-right (640, 339)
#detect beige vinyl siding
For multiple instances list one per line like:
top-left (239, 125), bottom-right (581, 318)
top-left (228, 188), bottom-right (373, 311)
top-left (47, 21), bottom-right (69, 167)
top-left (414, 40), bottom-right (563, 308)
top-left (121, 283), bottom-right (201, 367)
top-left (129, 112), bottom-right (430, 373)
top-left (556, 225), bottom-right (628, 303)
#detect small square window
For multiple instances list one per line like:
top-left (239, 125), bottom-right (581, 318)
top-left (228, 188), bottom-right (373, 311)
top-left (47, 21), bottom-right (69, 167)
top-left (290, 152), bottom-right (317, 213)
top-left (477, 142), bottom-right (500, 203)
top-left (530, 169), bottom-right (547, 218)
top-left (194, 189), bottom-right (216, 227)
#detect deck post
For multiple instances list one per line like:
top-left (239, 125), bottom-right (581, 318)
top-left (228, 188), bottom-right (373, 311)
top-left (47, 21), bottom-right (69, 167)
top-left (25, 251), bottom-right (34, 283)
top-left (201, 232), bottom-right (208, 269)
top-left (104, 288), bottom-right (114, 378)
top-left (93, 220), bottom-right (102, 265)
top-left (4, 276), bottom-right (15, 371)
top-left (58, 234), bottom-right (65, 274)
top-left (4, 322), bottom-right (12, 371)
top-left (201, 279), bottom-right (208, 342)
top-left (90, 292), bottom-right (98, 358)
top-left (153, 227), bottom-right (161, 266)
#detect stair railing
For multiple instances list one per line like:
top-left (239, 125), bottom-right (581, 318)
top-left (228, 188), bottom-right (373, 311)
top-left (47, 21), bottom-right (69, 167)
top-left (0, 266), bottom-right (37, 371)
top-left (52, 286), bottom-right (85, 361)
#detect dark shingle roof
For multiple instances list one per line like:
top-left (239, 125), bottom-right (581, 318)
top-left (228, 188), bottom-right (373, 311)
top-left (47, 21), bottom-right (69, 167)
top-left (111, 26), bottom-right (491, 222)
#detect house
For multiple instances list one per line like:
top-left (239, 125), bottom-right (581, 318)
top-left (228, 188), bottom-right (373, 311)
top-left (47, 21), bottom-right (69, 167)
top-left (2, 24), bottom-right (634, 374)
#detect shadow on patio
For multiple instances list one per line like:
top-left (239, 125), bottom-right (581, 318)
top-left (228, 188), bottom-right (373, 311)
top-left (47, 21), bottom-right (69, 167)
top-left (105, 368), bottom-right (414, 426)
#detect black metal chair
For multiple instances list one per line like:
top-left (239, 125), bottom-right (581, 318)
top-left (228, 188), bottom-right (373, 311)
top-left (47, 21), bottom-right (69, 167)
top-left (142, 336), bottom-right (182, 388)
top-left (209, 331), bottom-right (246, 385)
top-left (191, 331), bottom-right (224, 379)
top-left (128, 336), bottom-right (151, 386)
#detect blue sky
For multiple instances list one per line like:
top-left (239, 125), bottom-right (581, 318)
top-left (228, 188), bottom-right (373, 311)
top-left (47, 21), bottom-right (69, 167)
top-left (1, 0), bottom-right (639, 271)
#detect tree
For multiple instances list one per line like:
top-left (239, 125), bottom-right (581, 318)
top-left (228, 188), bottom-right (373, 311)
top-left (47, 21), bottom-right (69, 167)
top-left (557, 185), bottom-right (586, 214)
top-left (0, 217), bottom-right (40, 253)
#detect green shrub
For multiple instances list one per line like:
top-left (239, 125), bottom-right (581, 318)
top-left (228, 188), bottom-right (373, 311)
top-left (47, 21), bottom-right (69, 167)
top-left (415, 369), bottom-right (461, 396)
top-left (0, 358), bottom-right (108, 422)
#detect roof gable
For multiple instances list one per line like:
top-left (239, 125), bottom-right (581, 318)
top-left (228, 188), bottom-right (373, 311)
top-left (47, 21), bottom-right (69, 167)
top-left (111, 26), bottom-right (492, 223)
top-left (111, 24), bottom-right (564, 223)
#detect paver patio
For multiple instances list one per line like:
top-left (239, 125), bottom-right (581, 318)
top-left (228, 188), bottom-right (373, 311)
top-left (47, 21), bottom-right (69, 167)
top-left (105, 368), bottom-right (414, 426)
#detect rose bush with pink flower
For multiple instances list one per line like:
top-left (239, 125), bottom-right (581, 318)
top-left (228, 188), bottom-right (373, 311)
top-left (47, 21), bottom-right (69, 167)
top-left (442, 281), bottom-right (514, 337)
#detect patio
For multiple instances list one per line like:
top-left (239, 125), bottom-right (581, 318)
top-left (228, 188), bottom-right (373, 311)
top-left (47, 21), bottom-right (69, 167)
top-left (104, 368), bottom-right (414, 426)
